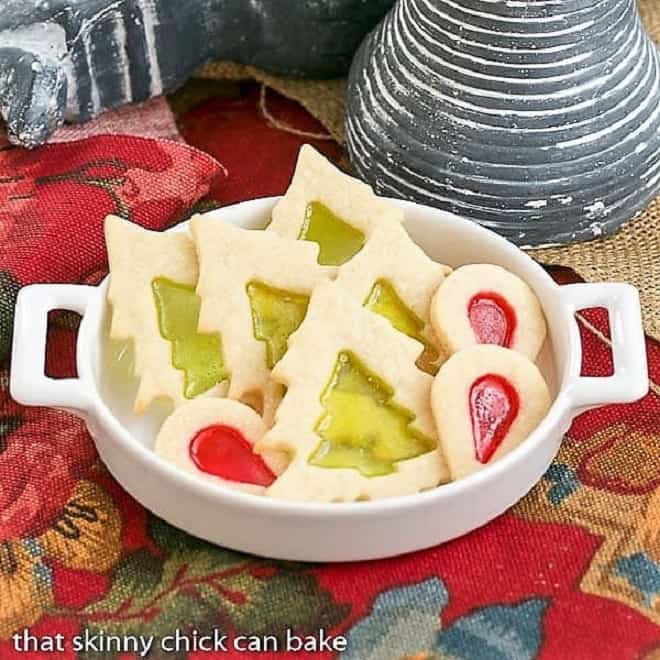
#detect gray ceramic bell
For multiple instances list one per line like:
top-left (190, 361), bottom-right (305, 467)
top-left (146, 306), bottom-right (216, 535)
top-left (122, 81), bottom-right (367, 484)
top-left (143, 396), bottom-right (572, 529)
top-left (346, 0), bottom-right (660, 246)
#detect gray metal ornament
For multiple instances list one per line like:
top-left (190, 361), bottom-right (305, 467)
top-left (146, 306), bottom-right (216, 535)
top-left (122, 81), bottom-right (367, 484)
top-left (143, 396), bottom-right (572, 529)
top-left (346, 0), bottom-right (660, 246)
top-left (0, 0), bottom-right (394, 148)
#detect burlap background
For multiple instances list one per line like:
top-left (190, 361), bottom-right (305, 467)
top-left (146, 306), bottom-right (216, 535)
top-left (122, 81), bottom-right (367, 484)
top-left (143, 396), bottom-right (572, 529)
top-left (196, 0), bottom-right (660, 342)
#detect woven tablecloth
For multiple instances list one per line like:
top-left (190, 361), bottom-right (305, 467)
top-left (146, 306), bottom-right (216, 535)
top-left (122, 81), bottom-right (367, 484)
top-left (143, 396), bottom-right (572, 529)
top-left (0, 44), bottom-right (659, 660)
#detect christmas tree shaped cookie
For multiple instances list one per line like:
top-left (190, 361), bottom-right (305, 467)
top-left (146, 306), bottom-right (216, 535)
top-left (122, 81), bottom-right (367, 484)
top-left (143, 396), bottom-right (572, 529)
top-left (152, 278), bottom-right (228, 398)
top-left (309, 351), bottom-right (435, 476)
top-left (246, 281), bottom-right (310, 369)
top-left (105, 216), bottom-right (228, 413)
top-left (190, 214), bottom-right (329, 421)
top-left (268, 145), bottom-right (403, 267)
top-left (258, 282), bottom-right (449, 502)
top-left (334, 220), bottom-right (451, 374)
top-left (155, 399), bottom-right (288, 496)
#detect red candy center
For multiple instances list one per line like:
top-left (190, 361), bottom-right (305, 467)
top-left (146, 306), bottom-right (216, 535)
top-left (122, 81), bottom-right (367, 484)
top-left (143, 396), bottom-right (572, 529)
top-left (468, 292), bottom-right (517, 348)
top-left (189, 425), bottom-right (276, 487)
top-left (469, 374), bottom-right (520, 464)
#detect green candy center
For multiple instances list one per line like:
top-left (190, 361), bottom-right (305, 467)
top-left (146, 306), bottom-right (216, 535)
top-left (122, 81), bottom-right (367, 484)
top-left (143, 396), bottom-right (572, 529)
top-left (364, 280), bottom-right (440, 374)
top-left (247, 281), bottom-right (310, 368)
top-left (299, 201), bottom-right (365, 266)
top-left (152, 277), bottom-right (228, 398)
top-left (309, 351), bottom-right (435, 477)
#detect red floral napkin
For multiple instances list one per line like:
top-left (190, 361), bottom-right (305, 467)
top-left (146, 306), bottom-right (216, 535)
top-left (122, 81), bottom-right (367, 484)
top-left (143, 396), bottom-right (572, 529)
top-left (0, 134), bottom-right (222, 362)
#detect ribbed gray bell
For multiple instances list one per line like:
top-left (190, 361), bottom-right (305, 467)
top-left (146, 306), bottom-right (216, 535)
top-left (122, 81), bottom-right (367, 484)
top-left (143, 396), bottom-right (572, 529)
top-left (346, 0), bottom-right (660, 246)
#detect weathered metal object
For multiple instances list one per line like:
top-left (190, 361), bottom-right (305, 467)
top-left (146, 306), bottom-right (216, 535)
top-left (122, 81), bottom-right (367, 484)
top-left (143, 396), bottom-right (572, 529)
top-left (346, 0), bottom-right (660, 246)
top-left (0, 0), bottom-right (394, 147)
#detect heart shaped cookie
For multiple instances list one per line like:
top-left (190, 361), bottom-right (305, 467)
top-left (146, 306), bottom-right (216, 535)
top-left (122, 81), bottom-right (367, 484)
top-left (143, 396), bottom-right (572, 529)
top-left (154, 399), bottom-right (288, 495)
top-left (431, 345), bottom-right (551, 479)
top-left (430, 264), bottom-right (546, 361)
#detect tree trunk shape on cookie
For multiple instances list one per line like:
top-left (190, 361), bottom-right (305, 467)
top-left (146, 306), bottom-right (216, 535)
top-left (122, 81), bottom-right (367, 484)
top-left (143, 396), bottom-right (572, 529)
top-left (365, 279), bottom-right (441, 374)
top-left (246, 281), bottom-right (309, 369)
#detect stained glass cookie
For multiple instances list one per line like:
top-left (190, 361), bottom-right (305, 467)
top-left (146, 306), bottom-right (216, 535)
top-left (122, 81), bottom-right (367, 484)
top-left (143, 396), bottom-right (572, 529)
top-left (190, 215), bottom-right (329, 422)
top-left (431, 345), bottom-right (551, 480)
top-left (258, 281), bottom-right (449, 502)
top-left (105, 216), bottom-right (228, 414)
top-left (268, 144), bottom-right (403, 267)
top-left (154, 399), bottom-right (288, 495)
top-left (430, 264), bottom-right (547, 360)
top-left (334, 220), bottom-right (451, 374)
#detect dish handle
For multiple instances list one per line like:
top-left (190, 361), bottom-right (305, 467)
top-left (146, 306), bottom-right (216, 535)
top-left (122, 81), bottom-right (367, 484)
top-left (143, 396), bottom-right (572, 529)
top-left (560, 282), bottom-right (648, 412)
top-left (10, 284), bottom-right (94, 416)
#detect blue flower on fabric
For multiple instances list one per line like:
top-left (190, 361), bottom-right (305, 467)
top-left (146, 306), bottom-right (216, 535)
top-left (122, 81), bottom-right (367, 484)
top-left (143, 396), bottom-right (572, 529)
top-left (341, 577), bottom-right (447, 660)
top-left (434, 599), bottom-right (548, 660)
top-left (544, 463), bottom-right (580, 505)
top-left (615, 552), bottom-right (660, 607)
top-left (22, 538), bottom-right (52, 589)
top-left (341, 577), bottom-right (549, 660)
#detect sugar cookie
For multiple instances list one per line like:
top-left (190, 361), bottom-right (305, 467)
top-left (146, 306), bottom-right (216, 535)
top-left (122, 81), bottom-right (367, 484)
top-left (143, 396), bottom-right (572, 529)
top-left (431, 345), bottom-right (551, 480)
top-left (154, 399), bottom-right (288, 495)
top-left (430, 264), bottom-right (547, 360)
top-left (269, 144), bottom-right (403, 267)
top-left (105, 216), bottom-right (228, 414)
top-left (334, 220), bottom-right (451, 374)
top-left (190, 214), bottom-right (329, 422)
top-left (258, 281), bottom-right (449, 502)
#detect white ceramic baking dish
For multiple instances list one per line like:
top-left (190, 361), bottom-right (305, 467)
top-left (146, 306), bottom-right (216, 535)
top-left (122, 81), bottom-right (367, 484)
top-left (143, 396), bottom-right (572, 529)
top-left (10, 197), bottom-right (648, 561)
